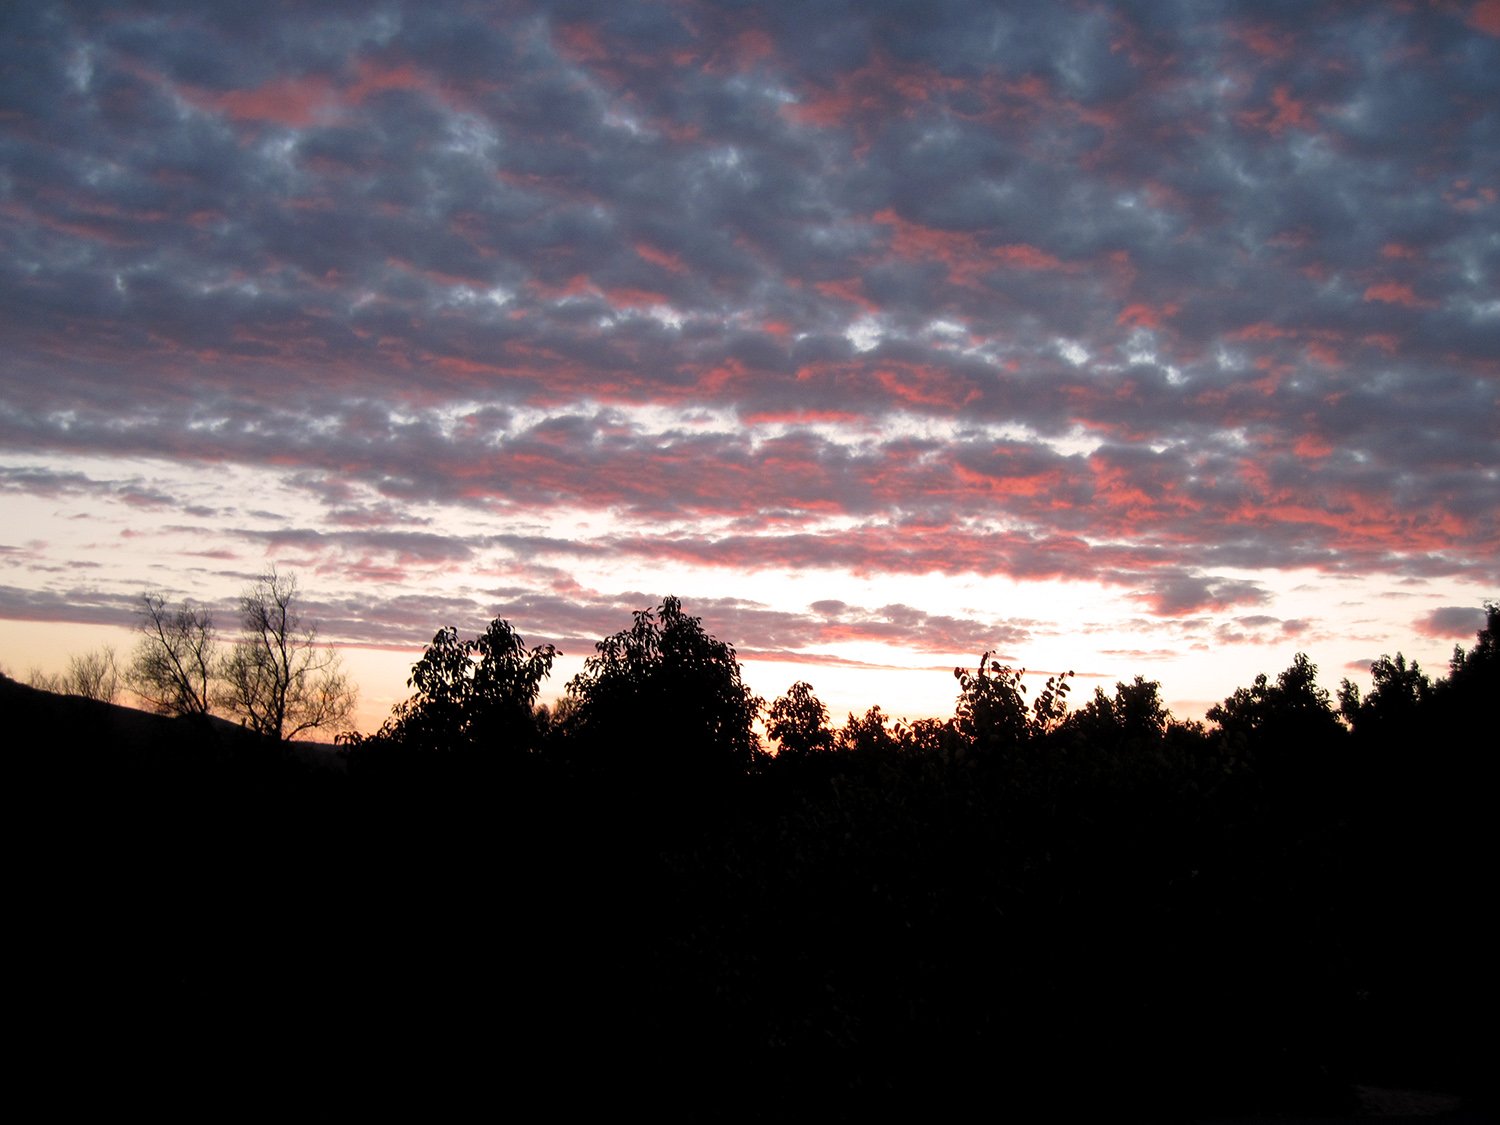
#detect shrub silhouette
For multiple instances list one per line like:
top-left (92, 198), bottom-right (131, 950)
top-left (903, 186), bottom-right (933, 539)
top-left (31, 646), bottom-right (123, 702)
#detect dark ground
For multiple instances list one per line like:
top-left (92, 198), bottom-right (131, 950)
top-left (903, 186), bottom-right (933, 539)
top-left (8, 674), bottom-right (1492, 1120)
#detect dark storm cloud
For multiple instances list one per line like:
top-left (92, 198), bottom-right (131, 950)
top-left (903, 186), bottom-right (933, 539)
top-left (2, 1), bottom-right (1498, 613)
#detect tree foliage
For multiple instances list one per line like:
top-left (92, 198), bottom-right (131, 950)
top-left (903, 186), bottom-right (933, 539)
top-left (837, 704), bottom-right (903, 756)
top-left (564, 595), bottom-right (762, 777)
top-left (953, 652), bottom-right (1074, 751)
top-left (376, 617), bottom-right (557, 754)
top-left (39, 582), bottom-right (1496, 1109)
top-left (1064, 675), bottom-right (1169, 748)
top-left (128, 593), bottom-right (218, 716)
top-left (1207, 652), bottom-right (1343, 751)
top-left (217, 568), bottom-right (356, 740)
top-left (1338, 653), bottom-right (1431, 734)
top-left (767, 680), bottom-right (834, 758)
top-left (1445, 600), bottom-right (1499, 692)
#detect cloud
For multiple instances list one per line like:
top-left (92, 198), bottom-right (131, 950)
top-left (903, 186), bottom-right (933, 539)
top-left (1129, 573), bottom-right (1270, 617)
top-left (0, 584), bottom-right (143, 629)
top-left (1098, 648), bottom-right (1181, 662)
top-left (282, 586), bottom-right (1042, 661)
top-left (1414, 605), bottom-right (1488, 638)
top-left (1209, 613), bottom-right (1316, 646)
top-left (0, 1), bottom-right (1497, 662)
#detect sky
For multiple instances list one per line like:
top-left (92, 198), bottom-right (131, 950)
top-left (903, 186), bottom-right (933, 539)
top-left (2, 0), bottom-right (1497, 734)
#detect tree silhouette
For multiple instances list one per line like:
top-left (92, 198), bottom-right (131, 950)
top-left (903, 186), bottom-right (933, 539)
top-left (768, 681), bottom-right (834, 758)
top-left (66, 646), bottom-right (122, 703)
top-left (1338, 653), bottom-right (1431, 735)
top-left (1444, 601), bottom-right (1499, 694)
top-left (564, 595), bottom-right (762, 778)
top-left (953, 653), bottom-right (1029, 752)
top-left (127, 592), bottom-right (217, 716)
top-left (952, 654), bottom-right (1075, 750)
top-left (217, 568), bottom-right (356, 740)
top-left (1065, 675), bottom-right (1169, 748)
top-left (1207, 652), bottom-right (1343, 750)
top-left (837, 704), bottom-right (901, 756)
top-left (377, 617), bottom-right (557, 755)
top-left (34, 578), bottom-right (1490, 1109)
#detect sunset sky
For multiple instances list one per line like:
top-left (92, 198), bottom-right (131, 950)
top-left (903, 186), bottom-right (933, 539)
top-left (2, 0), bottom-right (1496, 733)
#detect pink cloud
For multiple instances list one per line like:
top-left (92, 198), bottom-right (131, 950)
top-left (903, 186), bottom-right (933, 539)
top-left (1363, 282), bottom-right (1436, 308)
top-left (1468, 0), bottom-right (1500, 36)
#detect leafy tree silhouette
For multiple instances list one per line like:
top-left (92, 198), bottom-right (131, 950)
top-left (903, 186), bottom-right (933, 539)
top-left (1443, 600), bottom-right (1498, 697)
top-left (1338, 653), bottom-right (1431, 736)
top-left (409, 618), bottom-right (553, 749)
top-left (953, 653), bottom-right (1030, 752)
top-left (1207, 652), bottom-right (1343, 752)
top-left (953, 653), bottom-right (1074, 752)
top-left (1064, 675), bottom-right (1169, 749)
top-left (350, 617), bottom-right (556, 769)
top-left (1431, 600), bottom-right (1500, 763)
top-left (767, 680), bottom-right (834, 758)
top-left (837, 704), bottom-right (902, 756)
top-left (563, 596), bottom-right (762, 781)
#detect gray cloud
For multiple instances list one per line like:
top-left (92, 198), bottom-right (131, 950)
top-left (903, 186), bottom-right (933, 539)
top-left (1414, 604), bottom-right (1488, 639)
top-left (1, 0), bottom-right (1497, 627)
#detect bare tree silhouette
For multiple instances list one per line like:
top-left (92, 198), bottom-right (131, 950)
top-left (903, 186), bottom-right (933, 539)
top-left (127, 593), bottom-right (217, 716)
top-left (217, 568), bottom-right (356, 740)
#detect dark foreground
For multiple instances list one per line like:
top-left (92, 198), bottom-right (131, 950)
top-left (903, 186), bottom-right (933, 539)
top-left (10, 670), bottom-right (1493, 1120)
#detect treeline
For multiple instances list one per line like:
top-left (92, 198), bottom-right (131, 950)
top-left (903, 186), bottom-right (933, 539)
top-left (20, 596), bottom-right (1496, 1114)
top-left (338, 591), bottom-right (1494, 805)
top-left (337, 595), bottom-right (1493, 1111)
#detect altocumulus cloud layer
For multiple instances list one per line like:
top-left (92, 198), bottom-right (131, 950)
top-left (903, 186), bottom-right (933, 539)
top-left (1, 1), bottom-right (1497, 668)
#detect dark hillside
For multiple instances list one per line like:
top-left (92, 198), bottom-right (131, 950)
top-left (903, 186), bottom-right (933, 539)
top-left (9, 674), bottom-right (356, 1046)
